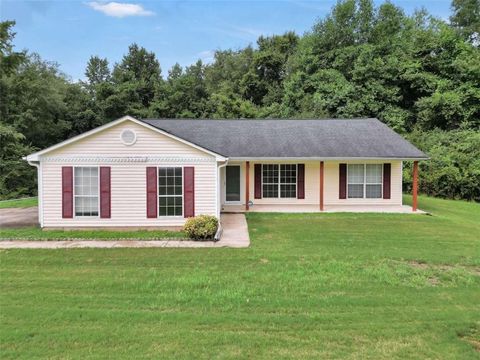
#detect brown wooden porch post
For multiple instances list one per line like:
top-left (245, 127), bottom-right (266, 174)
top-left (412, 161), bottom-right (418, 212)
top-left (245, 161), bottom-right (250, 211)
top-left (320, 161), bottom-right (324, 211)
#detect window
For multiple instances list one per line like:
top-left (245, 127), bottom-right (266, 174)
top-left (74, 167), bottom-right (99, 216)
top-left (262, 164), bottom-right (278, 198)
top-left (280, 164), bottom-right (297, 198)
top-left (347, 164), bottom-right (382, 199)
top-left (262, 164), bottom-right (297, 198)
top-left (366, 164), bottom-right (382, 198)
top-left (347, 164), bottom-right (364, 198)
top-left (158, 167), bottom-right (183, 216)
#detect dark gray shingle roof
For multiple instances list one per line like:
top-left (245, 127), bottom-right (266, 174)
top-left (140, 118), bottom-right (427, 159)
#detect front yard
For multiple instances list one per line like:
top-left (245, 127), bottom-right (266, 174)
top-left (0, 227), bottom-right (185, 240)
top-left (1, 195), bottom-right (479, 359)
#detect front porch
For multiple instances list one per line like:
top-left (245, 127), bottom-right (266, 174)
top-left (219, 160), bottom-right (422, 213)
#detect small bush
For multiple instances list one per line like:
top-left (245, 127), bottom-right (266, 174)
top-left (183, 215), bottom-right (218, 241)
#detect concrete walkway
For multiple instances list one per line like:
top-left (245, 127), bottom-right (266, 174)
top-left (0, 214), bottom-right (250, 249)
top-left (219, 213), bottom-right (250, 247)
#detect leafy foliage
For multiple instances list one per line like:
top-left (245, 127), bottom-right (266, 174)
top-left (404, 130), bottom-right (480, 201)
top-left (1, 0), bottom-right (479, 200)
top-left (183, 215), bottom-right (219, 241)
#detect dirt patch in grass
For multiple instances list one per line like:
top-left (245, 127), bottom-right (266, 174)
top-left (458, 324), bottom-right (480, 352)
top-left (407, 261), bottom-right (480, 276)
top-left (408, 260), bottom-right (429, 270)
top-left (382, 260), bottom-right (480, 287)
top-left (427, 276), bottom-right (440, 286)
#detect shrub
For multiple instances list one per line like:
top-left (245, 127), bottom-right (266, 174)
top-left (183, 215), bottom-right (218, 241)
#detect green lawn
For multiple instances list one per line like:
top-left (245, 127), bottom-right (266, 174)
top-left (1, 195), bottom-right (479, 359)
top-left (0, 197), bottom-right (37, 209)
top-left (0, 227), bottom-right (185, 240)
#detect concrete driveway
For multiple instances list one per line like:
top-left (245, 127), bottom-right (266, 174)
top-left (0, 207), bottom-right (38, 227)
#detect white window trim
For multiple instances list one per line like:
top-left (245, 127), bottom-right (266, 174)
top-left (158, 166), bottom-right (184, 218)
top-left (261, 164), bottom-right (298, 199)
top-left (73, 165), bottom-right (100, 218)
top-left (224, 165), bottom-right (242, 204)
top-left (347, 164), bottom-right (383, 199)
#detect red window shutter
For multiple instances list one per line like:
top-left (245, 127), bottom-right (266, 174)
top-left (184, 167), bottom-right (195, 218)
top-left (339, 163), bottom-right (347, 199)
top-left (100, 167), bottom-right (111, 218)
top-left (383, 163), bottom-right (391, 199)
top-left (254, 164), bottom-right (262, 199)
top-left (62, 167), bottom-right (73, 218)
top-left (297, 164), bottom-right (305, 199)
top-left (146, 167), bottom-right (157, 218)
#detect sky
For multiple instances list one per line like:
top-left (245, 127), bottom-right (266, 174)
top-left (1, 0), bottom-right (453, 81)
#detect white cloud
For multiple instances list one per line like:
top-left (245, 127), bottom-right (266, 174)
top-left (87, 2), bottom-right (155, 18)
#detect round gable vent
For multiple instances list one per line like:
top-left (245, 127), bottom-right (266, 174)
top-left (120, 129), bottom-right (136, 145)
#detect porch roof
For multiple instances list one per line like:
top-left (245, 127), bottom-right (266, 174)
top-left (140, 118), bottom-right (428, 160)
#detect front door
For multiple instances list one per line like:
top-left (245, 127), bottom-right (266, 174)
top-left (225, 165), bottom-right (241, 202)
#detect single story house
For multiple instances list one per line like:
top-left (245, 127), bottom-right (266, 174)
top-left (25, 116), bottom-right (427, 229)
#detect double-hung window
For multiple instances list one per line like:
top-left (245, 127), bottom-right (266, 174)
top-left (347, 164), bottom-right (382, 199)
top-left (158, 167), bottom-right (183, 216)
top-left (365, 164), bottom-right (382, 198)
top-left (262, 164), bottom-right (297, 198)
top-left (74, 167), bottom-right (99, 216)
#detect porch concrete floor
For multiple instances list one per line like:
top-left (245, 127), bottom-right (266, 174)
top-left (222, 204), bottom-right (425, 214)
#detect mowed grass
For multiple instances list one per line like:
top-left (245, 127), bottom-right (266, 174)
top-left (0, 197), bottom-right (37, 209)
top-left (0, 227), bottom-right (186, 240)
top-left (1, 195), bottom-right (479, 359)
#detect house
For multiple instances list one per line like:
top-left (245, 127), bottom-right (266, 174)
top-left (25, 116), bottom-right (427, 229)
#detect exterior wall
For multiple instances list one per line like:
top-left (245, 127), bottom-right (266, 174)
top-left (40, 120), bottom-right (217, 228)
top-left (324, 160), bottom-right (402, 205)
top-left (222, 160), bottom-right (403, 209)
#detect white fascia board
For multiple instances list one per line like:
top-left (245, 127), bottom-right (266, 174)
top-left (24, 115), bottom-right (227, 162)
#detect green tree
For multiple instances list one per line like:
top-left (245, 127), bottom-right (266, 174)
top-left (450, 0), bottom-right (480, 42)
top-left (108, 43), bottom-right (163, 118)
top-left (85, 56), bottom-right (110, 87)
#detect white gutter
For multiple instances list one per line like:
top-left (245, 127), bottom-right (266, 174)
top-left (27, 159), bottom-right (43, 228)
top-left (228, 157), bottom-right (429, 161)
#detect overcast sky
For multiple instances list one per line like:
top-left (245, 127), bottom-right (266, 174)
top-left (1, 1), bottom-right (453, 81)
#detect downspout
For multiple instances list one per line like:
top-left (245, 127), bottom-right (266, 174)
top-left (26, 159), bottom-right (43, 228)
top-left (215, 158), bottom-right (229, 241)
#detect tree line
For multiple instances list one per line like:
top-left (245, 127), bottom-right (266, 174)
top-left (1, 0), bottom-right (479, 200)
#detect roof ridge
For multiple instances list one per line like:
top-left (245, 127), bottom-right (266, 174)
top-left (141, 118), bottom-right (379, 121)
